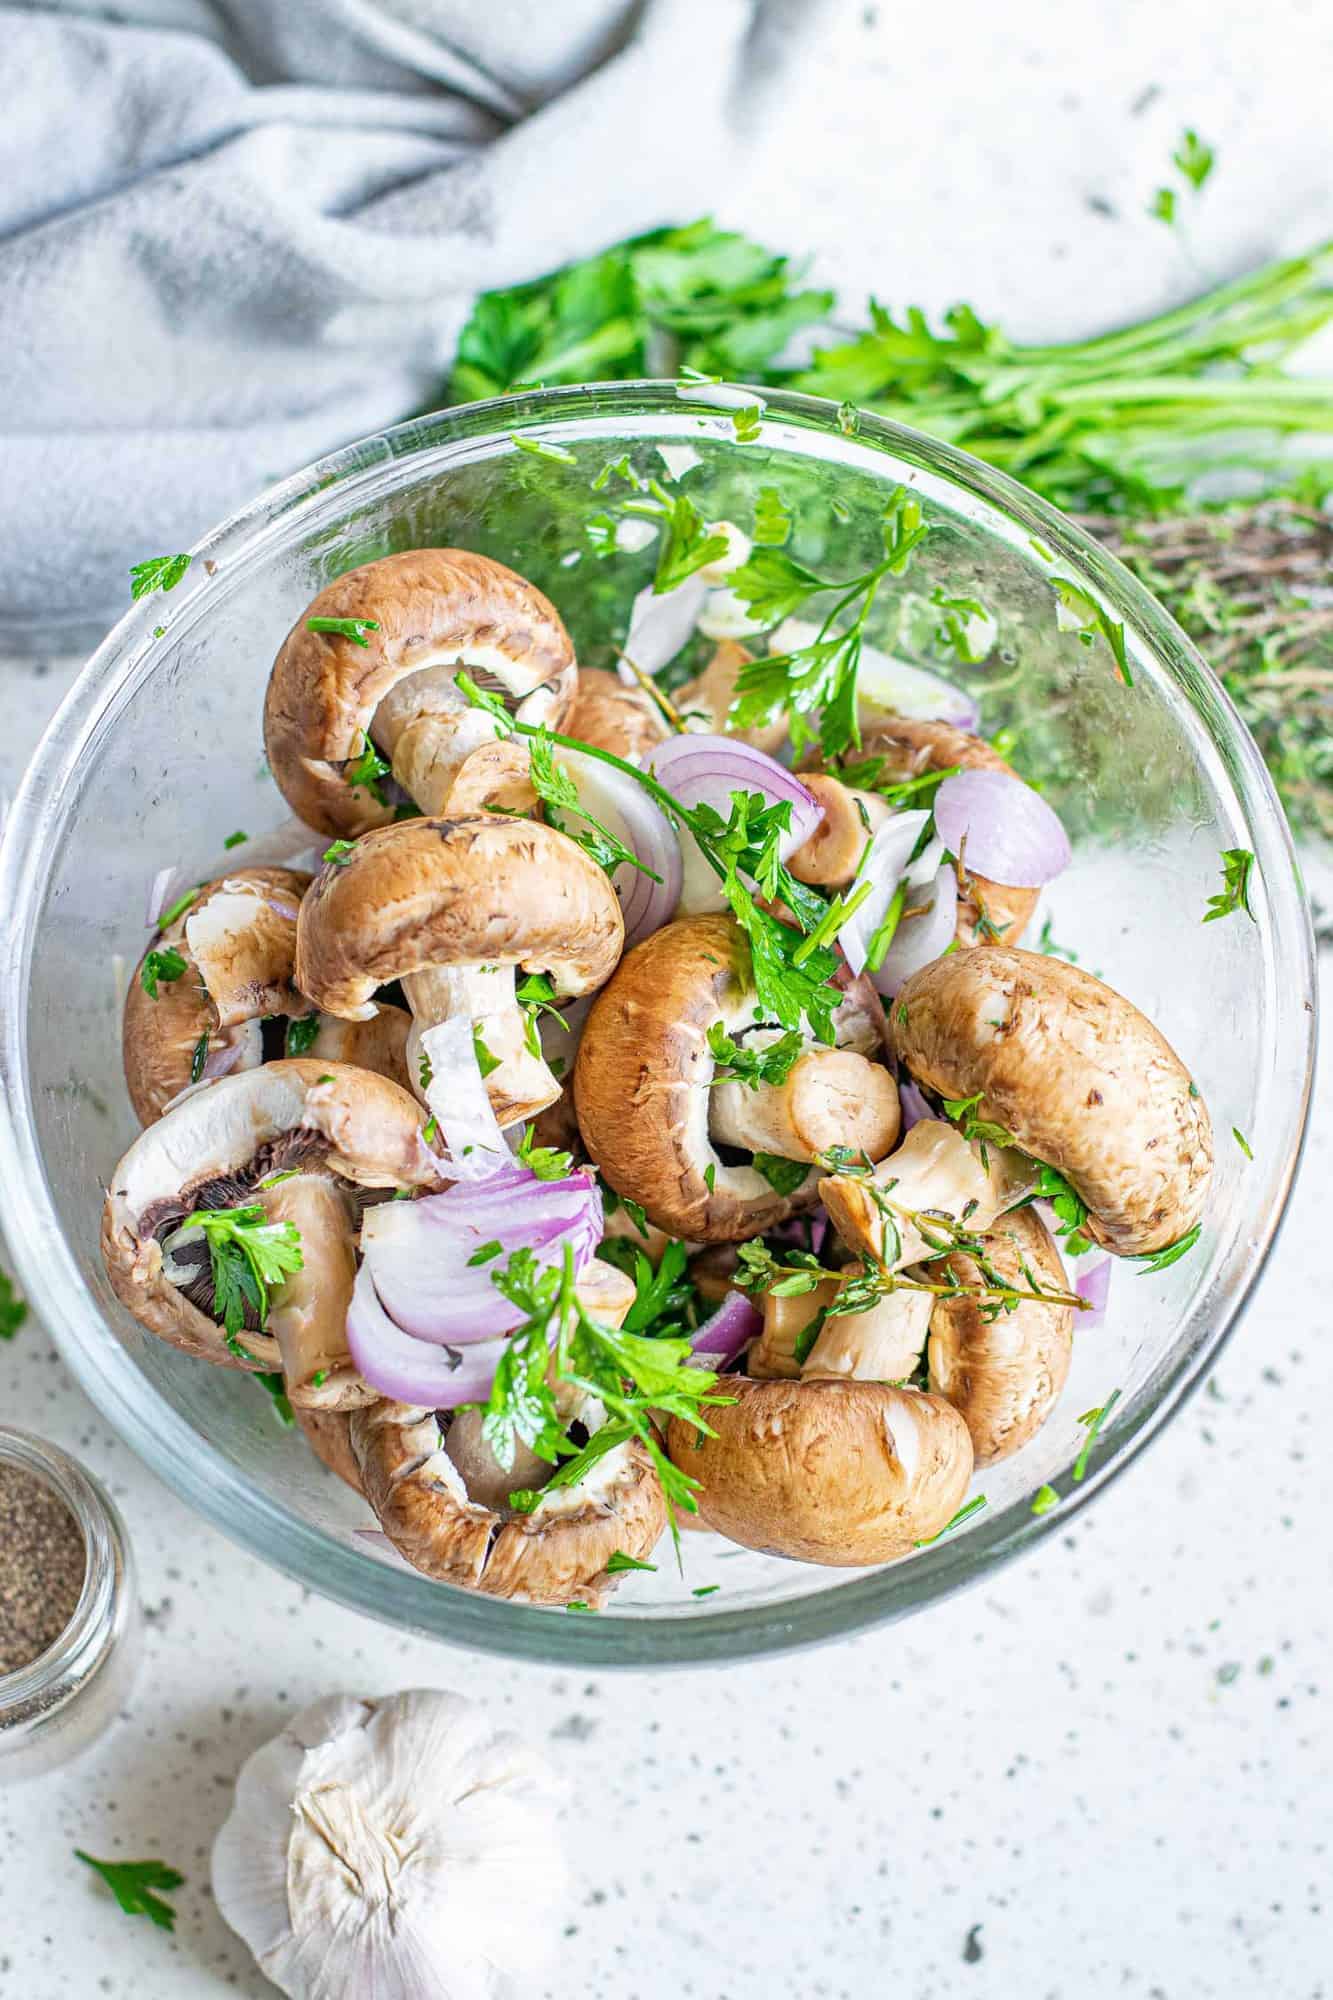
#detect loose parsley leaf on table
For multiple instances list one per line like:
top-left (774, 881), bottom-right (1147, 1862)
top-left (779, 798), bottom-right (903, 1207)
top-left (74, 1852), bottom-right (184, 1931)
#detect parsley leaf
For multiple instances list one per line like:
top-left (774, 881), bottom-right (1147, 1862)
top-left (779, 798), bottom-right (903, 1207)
top-left (914, 1492), bottom-right (988, 1547)
top-left (1072, 1390), bottom-right (1121, 1480)
top-left (728, 547), bottom-right (830, 625)
top-left (1173, 128), bottom-right (1215, 192)
top-left (255, 1372), bottom-right (295, 1427)
top-left (322, 840), bottom-right (356, 867)
top-left (74, 1853), bottom-right (184, 1931)
top-left (346, 732), bottom-right (391, 803)
top-left (606, 1550), bottom-right (658, 1574)
top-left (1149, 186), bottom-right (1177, 227)
top-left (752, 1152), bottom-right (811, 1196)
top-left (705, 1021), bottom-right (804, 1090)
top-left (472, 1024), bottom-right (502, 1079)
top-left (1049, 577), bottom-right (1131, 684)
top-left (516, 1123), bottom-right (574, 1182)
top-left (285, 1014), bottom-right (320, 1058)
top-left (1203, 848), bottom-right (1256, 923)
top-left (0, 1270), bottom-right (28, 1341)
top-left (1133, 1224), bottom-right (1202, 1274)
top-left (752, 485), bottom-right (792, 546)
top-left (139, 947), bottom-right (187, 1001)
top-left (306, 616), bottom-right (381, 648)
top-left (129, 554), bottom-right (190, 600)
top-left (1025, 1164), bottom-right (1093, 1257)
top-left (179, 1204), bottom-right (304, 1342)
top-left (526, 732), bottom-right (660, 882)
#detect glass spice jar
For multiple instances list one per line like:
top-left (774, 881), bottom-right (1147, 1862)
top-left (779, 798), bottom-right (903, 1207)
top-left (0, 1428), bottom-right (140, 1781)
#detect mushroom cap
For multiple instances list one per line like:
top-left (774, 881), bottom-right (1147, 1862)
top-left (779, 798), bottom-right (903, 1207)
top-left (264, 550), bottom-right (576, 836)
top-left (564, 669), bottom-right (668, 761)
top-left (853, 716), bottom-right (1040, 946)
top-left (892, 946), bottom-right (1212, 1255)
top-left (574, 913), bottom-right (825, 1243)
top-left (100, 1059), bottom-right (443, 1371)
top-left (927, 1204), bottom-right (1074, 1463)
top-left (294, 1407), bottom-right (363, 1493)
top-left (665, 1376), bottom-right (973, 1565)
top-left (124, 867), bottom-right (310, 1123)
top-left (295, 816), bottom-right (625, 1020)
top-left (349, 1400), bottom-right (666, 1605)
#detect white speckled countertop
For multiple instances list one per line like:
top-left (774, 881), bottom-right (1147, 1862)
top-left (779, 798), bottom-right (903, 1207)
top-left (3, 4), bottom-right (1331, 1992)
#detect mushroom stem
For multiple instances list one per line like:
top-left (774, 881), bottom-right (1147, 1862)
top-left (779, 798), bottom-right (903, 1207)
top-left (803, 1286), bottom-right (932, 1383)
top-left (819, 1121), bottom-right (1034, 1271)
top-left (710, 1049), bottom-right (901, 1164)
top-left (786, 775), bottom-right (892, 889)
top-left (403, 963), bottom-right (560, 1128)
top-left (256, 1173), bottom-right (372, 1410)
top-left (750, 1277), bottom-right (840, 1379)
top-left (387, 705), bottom-right (510, 817)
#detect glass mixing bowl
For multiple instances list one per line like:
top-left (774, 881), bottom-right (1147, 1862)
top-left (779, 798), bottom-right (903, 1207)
top-left (0, 384), bottom-right (1315, 1666)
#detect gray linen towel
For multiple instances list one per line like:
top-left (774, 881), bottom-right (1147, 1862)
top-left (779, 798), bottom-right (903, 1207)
top-left (0, 0), bottom-right (820, 636)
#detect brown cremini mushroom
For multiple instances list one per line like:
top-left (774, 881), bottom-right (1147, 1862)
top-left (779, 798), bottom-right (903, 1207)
top-left (124, 868), bottom-right (310, 1122)
top-left (664, 1377), bottom-right (972, 1565)
top-left (294, 1407), bottom-right (363, 1492)
top-left (101, 1060), bottom-right (443, 1380)
top-left (564, 668), bottom-right (668, 760)
top-left (264, 550), bottom-right (576, 837)
top-left (891, 946), bottom-right (1212, 1255)
top-left (673, 641), bottom-right (787, 755)
top-left (819, 1118), bottom-right (1035, 1273)
top-left (928, 1205), bottom-right (1074, 1463)
top-left (349, 1258), bottom-right (666, 1605)
top-left (786, 775), bottom-right (892, 889)
top-left (296, 816), bottom-right (624, 1129)
top-left (849, 717), bottom-right (1040, 946)
top-left (574, 914), bottom-right (899, 1242)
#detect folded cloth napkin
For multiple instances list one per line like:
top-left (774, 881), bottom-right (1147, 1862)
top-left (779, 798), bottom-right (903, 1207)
top-left (0, 0), bottom-right (820, 635)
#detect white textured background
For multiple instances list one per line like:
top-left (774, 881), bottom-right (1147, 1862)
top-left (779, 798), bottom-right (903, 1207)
top-left (3, 2), bottom-right (1331, 1994)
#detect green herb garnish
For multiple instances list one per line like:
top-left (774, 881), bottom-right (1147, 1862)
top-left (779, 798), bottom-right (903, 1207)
top-left (515, 1124), bottom-right (573, 1182)
top-left (306, 615), bottom-right (381, 648)
top-left (1203, 849), bottom-right (1256, 923)
top-left (705, 1020), bottom-right (804, 1090)
top-left (285, 1014), bottom-right (320, 1058)
top-left (179, 1204), bottom-right (304, 1339)
top-left (322, 840), bottom-right (356, 867)
top-left (346, 732), bottom-right (392, 803)
top-left (1232, 1127), bottom-right (1253, 1160)
top-left (139, 947), bottom-right (187, 1000)
top-left (1133, 1225), bottom-right (1202, 1274)
top-left (1072, 1390), bottom-right (1121, 1481)
top-left (606, 1550), bottom-right (658, 1574)
top-left (472, 1025), bottom-right (502, 1079)
top-left (189, 1031), bottom-right (210, 1084)
top-left (0, 1271), bottom-right (28, 1341)
top-left (130, 554), bottom-right (190, 600)
top-left (751, 1152), bottom-right (810, 1196)
top-left (255, 1373), bottom-right (294, 1427)
top-left (1030, 1483), bottom-right (1059, 1516)
top-left (914, 1493), bottom-right (988, 1547)
top-left (223, 830), bottom-right (247, 850)
top-left (74, 1852), bottom-right (184, 1931)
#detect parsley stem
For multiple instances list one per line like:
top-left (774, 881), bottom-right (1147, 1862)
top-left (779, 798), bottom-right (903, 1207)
top-left (864, 878), bottom-right (909, 974)
top-left (792, 876), bottom-right (874, 965)
top-left (619, 653), bottom-right (687, 733)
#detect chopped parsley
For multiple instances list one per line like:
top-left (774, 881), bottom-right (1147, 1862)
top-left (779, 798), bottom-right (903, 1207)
top-left (525, 731), bottom-right (659, 881)
top-left (1174, 128), bottom-right (1215, 192)
top-left (751, 1152), bottom-right (810, 1196)
top-left (139, 947), bottom-right (187, 1000)
top-left (618, 479), bottom-right (728, 593)
top-left (705, 1021), bottom-right (804, 1090)
top-left (472, 1025), bottom-right (502, 1079)
top-left (179, 1204), bottom-right (304, 1342)
top-left (515, 1124), bottom-right (574, 1182)
top-left (731, 404), bottom-right (763, 442)
top-left (1025, 1164), bottom-right (1093, 1257)
top-left (914, 1493), bottom-right (988, 1547)
top-left (189, 1031), bottom-right (210, 1083)
top-left (1133, 1224), bottom-right (1202, 1274)
top-left (322, 840), bottom-right (356, 867)
top-left (74, 1853), bottom-right (184, 1931)
top-left (509, 433), bottom-right (578, 465)
top-left (1203, 848), bottom-right (1256, 923)
top-left (285, 1014), bottom-right (320, 1058)
top-left (1232, 1127), bottom-right (1253, 1160)
top-left (606, 1550), bottom-right (658, 1574)
top-left (0, 1271), bottom-right (28, 1341)
top-left (255, 1372), bottom-right (295, 1427)
top-left (346, 732), bottom-right (391, 803)
top-left (752, 485), bottom-right (791, 547)
top-left (155, 884), bottom-right (200, 928)
top-left (1072, 1390), bottom-right (1121, 1480)
top-left (129, 554), bottom-right (190, 600)
top-left (1030, 1483), bottom-right (1059, 1516)
top-left (222, 830), bottom-right (247, 850)
top-left (467, 1240), bottom-right (504, 1267)
top-left (306, 615), bottom-right (381, 648)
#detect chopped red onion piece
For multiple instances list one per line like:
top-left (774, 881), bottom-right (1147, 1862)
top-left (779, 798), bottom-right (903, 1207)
top-left (836, 810), bottom-right (930, 975)
top-left (619, 574), bottom-right (709, 680)
top-left (933, 769), bottom-right (1071, 888)
top-left (647, 734), bottom-right (824, 915)
top-left (898, 1080), bottom-right (939, 1131)
top-left (419, 1017), bottom-right (509, 1182)
top-left (688, 1290), bottom-right (762, 1372)
top-left (346, 1263), bottom-right (509, 1406)
top-left (1075, 1256), bottom-right (1113, 1328)
top-left (870, 863), bottom-right (958, 996)
top-left (555, 748), bottom-right (681, 949)
top-left (145, 865), bottom-right (179, 928)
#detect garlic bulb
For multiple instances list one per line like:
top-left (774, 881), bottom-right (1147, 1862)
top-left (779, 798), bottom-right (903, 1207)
top-left (212, 1689), bottom-right (569, 2000)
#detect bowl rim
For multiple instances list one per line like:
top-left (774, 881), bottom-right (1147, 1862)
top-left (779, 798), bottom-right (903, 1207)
top-left (0, 380), bottom-right (1317, 1667)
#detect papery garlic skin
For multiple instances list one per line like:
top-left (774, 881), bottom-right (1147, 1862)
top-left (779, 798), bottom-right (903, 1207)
top-left (213, 1689), bottom-right (569, 2000)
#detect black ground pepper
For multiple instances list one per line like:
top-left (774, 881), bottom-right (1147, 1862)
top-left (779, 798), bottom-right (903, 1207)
top-left (0, 1464), bottom-right (87, 1674)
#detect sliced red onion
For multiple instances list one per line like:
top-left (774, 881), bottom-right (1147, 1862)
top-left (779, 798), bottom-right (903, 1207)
top-left (933, 769), bottom-right (1071, 888)
top-left (201, 1040), bottom-right (245, 1082)
top-left (619, 574), bottom-right (709, 678)
top-left (358, 1167), bottom-right (601, 1347)
top-left (688, 1290), bottom-right (762, 1372)
top-left (647, 734), bottom-right (824, 915)
top-left (871, 863), bottom-right (958, 996)
top-left (145, 865), bottom-right (180, 928)
top-left (419, 1017), bottom-right (509, 1182)
top-left (836, 810), bottom-right (931, 975)
top-left (347, 1263), bottom-right (509, 1406)
top-left (1075, 1256), bottom-right (1113, 1328)
top-left (768, 620), bottom-right (979, 730)
top-left (899, 1080), bottom-right (939, 1131)
top-left (556, 747), bottom-right (681, 948)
